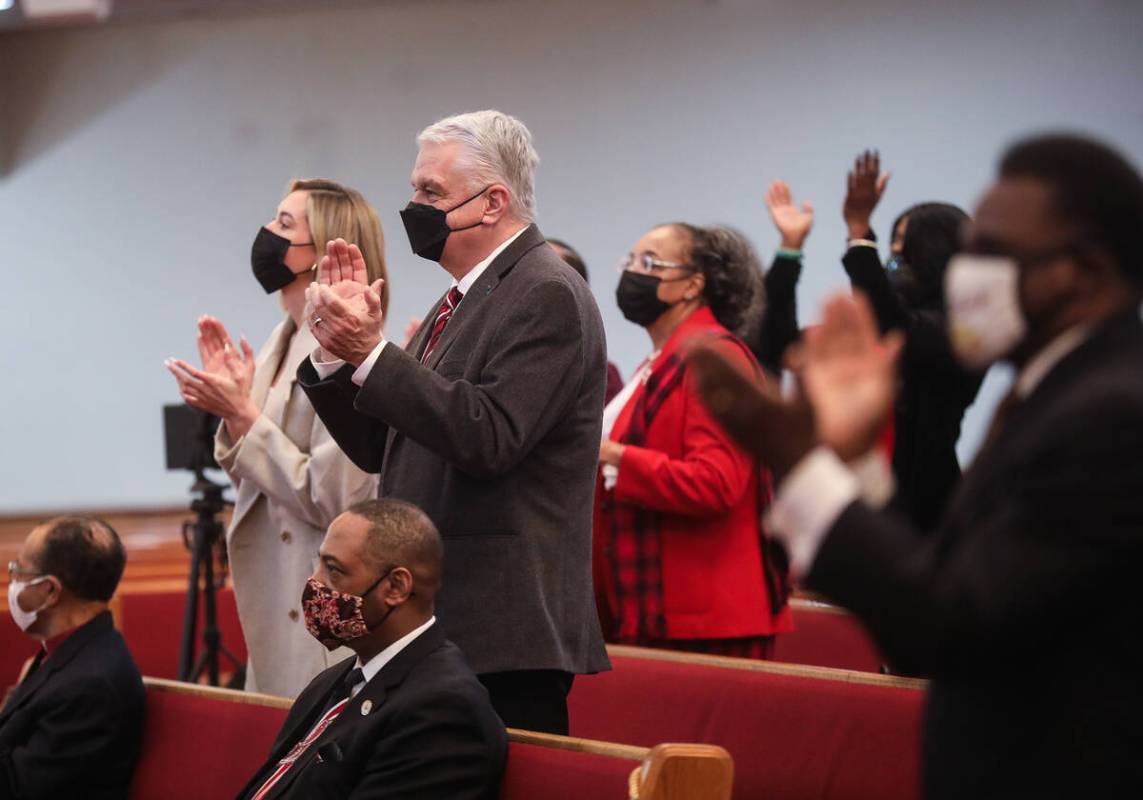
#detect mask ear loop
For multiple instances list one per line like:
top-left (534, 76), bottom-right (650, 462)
top-left (20, 576), bottom-right (55, 616)
top-left (360, 567), bottom-right (410, 633)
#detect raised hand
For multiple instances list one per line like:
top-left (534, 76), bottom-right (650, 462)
top-left (842, 150), bottom-right (890, 240)
top-left (765, 180), bottom-right (814, 250)
top-left (197, 316), bottom-right (236, 375)
top-left (793, 293), bottom-right (902, 461)
top-left (307, 275), bottom-right (386, 367)
top-left (687, 337), bottom-right (816, 481)
top-left (688, 293), bottom-right (903, 480)
top-left (316, 238), bottom-right (371, 306)
top-left (166, 332), bottom-right (260, 439)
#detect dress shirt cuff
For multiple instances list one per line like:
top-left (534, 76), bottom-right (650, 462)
top-left (766, 447), bottom-right (860, 577)
top-left (848, 448), bottom-right (895, 509)
top-left (310, 348), bottom-right (347, 380)
top-left (351, 339), bottom-right (388, 387)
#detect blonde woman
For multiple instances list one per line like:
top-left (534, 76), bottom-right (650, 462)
top-left (166, 179), bottom-right (385, 697)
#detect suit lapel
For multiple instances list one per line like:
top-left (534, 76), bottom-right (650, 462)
top-left (251, 659), bottom-right (357, 800)
top-left (0, 612), bottom-right (112, 724)
top-left (424, 225), bottom-right (545, 371)
top-left (250, 320), bottom-right (293, 411)
top-left (940, 313), bottom-right (1141, 542)
top-left (264, 624), bottom-right (445, 799)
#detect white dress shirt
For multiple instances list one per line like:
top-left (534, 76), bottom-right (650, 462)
top-left (600, 351), bottom-right (659, 490)
top-left (348, 615), bottom-right (437, 697)
top-left (767, 324), bottom-right (1091, 578)
top-left (310, 227), bottom-right (529, 384)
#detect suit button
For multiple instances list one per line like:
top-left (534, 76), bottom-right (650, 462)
top-left (288, 609), bottom-right (299, 622)
top-left (281, 531), bottom-right (292, 543)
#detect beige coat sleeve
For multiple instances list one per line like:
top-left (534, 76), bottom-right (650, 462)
top-left (215, 401), bottom-right (379, 530)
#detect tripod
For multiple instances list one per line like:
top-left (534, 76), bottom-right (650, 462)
top-left (177, 470), bottom-right (242, 685)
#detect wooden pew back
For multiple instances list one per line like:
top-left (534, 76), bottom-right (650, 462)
top-left (133, 677), bottom-right (733, 800)
top-left (570, 645), bottom-right (926, 800)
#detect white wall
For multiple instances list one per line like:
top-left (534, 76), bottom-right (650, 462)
top-left (1, 0), bottom-right (1140, 512)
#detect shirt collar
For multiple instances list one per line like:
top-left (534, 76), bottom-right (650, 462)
top-left (453, 225), bottom-right (528, 295)
top-left (355, 615), bottom-right (436, 686)
top-left (1014, 324), bottom-right (1091, 399)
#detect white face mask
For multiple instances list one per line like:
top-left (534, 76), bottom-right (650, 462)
top-left (945, 254), bottom-right (1027, 370)
top-left (8, 577), bottom-right (48, 632)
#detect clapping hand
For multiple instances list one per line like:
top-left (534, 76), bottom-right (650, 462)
top-left (687, 293), bottom-right (902, 481)
top-left (842, 150), bottom-right (890, 240)
top-left (306, 238), bottom-right (385, 367)
top-left (765, 180), bottom-right (814, 251)
top-left (166, 315), bottom-right (261, 439)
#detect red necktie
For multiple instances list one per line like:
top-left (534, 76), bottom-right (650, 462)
top-left (250, 667), bottom-right (364, 800)
top-left (421, 287), bottom-right (463, 365)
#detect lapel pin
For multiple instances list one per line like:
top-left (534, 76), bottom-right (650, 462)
top-left (360, 699), bottom-right (373, 715)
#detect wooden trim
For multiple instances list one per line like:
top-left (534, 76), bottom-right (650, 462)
top-left (606, 644), bottom-right (928, 691)
top-left (143, 676), bottom-right (293, 710)
top-left (0, 505), bottom-right (196, 523)
top-left (788, 596), bottom-right (857, 616)
top-left (506, 728), bottom-right (648, 761)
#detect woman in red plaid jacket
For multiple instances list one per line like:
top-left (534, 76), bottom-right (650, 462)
top-left (593, 223), bottom-right (794, 658)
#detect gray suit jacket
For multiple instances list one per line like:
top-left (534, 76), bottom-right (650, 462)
top-left (297, 224), bottom-right (610, 675)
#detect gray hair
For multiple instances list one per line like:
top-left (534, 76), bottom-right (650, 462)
top-left (417, 110), bottom-right (539, 222)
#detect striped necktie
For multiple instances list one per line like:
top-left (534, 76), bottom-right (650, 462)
top-left (250, 667), bottom-right (364, 800)
top-left (420, 286), bottom-right (463, 365)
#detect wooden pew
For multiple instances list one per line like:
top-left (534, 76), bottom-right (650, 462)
top-left (773, 597), bottom-right (889, 673)
top-left (570, 644), bottom-right (926, 800)
top-left (133, 677), bottom-right (734, 800)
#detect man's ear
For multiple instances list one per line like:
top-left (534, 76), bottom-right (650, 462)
top-left (482, 184), bottom-right (512, 224)
top-left (382, 567), bottom-right (415, 604)
top-left (39, 576), bottom-right (64, 610)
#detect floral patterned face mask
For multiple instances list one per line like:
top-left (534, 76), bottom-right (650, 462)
top-left (301, 571), bottom-right (394, 651)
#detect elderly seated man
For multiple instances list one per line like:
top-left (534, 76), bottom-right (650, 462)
top-left (1, 516), bottom-right (145, 800)
top-left (237, 498), bottom-right (507, 800)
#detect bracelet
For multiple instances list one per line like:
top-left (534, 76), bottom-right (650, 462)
top-left (775, 247), bottom-right (803, 260)
top-left (846, 238), bottom-right (878, 250)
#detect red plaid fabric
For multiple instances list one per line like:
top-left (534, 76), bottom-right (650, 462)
top-left (608, 352), bottom-right (688, 643)
top-left (606, 334), bottom-right (790, 645)
top-left (421, 286), bottom-right (463, 364)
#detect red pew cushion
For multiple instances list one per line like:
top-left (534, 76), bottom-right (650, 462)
top-left (500, 741), bottom-right (634, 799)
top-left (129, 685), bottom-right (286, 800)
top-left (772, 604), bottom-right (887, 673)
top-left (118, 588), bottom-right (247, 679)
top-left (570, 654), bottom-right (923, 800)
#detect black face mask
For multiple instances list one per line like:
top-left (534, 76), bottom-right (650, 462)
top-left (251, 227), bottom-right (314, 294)
top-left (616, 270), bottom-right (692, 327)
top-left (399, 187), bottom-right (489, 262)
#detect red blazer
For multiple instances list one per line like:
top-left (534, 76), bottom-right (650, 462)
top-left (593, 308), bottom-right (794, 641)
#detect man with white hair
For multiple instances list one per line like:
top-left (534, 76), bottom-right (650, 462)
top-left (296, 110), bottom-right (610, 733)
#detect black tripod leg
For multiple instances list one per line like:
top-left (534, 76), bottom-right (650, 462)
top-left (178, 522), bottom-right (203, 682)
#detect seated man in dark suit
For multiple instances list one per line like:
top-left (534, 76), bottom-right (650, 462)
top-left (236, 498), bottom-right (507, 800)
top-left (1, 516), bottom-right (144, 800)
top-left (689, 134), bottom-right (1143, 798)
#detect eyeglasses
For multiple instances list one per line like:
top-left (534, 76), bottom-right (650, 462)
top-left (618, 252), bottom-right (697, 275)
top-left (7, 560), bottom-right (43, 582)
